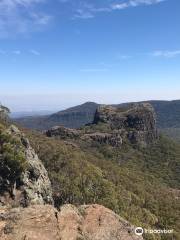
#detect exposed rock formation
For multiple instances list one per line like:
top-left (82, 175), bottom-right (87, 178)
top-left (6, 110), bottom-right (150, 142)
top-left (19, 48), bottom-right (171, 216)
top-left (45, 103), bottom-right (157, 147)
top-left (45, 125), bottom-right (81, 139)
top-left (93, 103), bottom-right (157, 145)
top-left (81, 131), bottom-right (123, 147)
top-left (45, 126), bottom-right (123, 147)
top-left (0, 205), bottom-right (59, 240)
top-left (0, 204), bottom-right (143, 240)
top-left (58, 204), bottom-right (143, 240)
top-left (0, 125), bottom-right (53, 207)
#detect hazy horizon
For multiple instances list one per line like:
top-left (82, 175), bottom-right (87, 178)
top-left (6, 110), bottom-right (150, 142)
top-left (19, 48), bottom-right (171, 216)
top-left (2, 95), bottom-right (180, 113)
top-left (0, 0), bottom-right (180, 112)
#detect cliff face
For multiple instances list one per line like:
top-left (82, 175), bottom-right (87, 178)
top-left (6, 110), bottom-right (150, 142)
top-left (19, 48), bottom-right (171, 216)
top-left (0, 204), bottom-right (143, 240)
top-left (0, 125), bottom-right (53, 207)
top-left (93, 103), bottom-right (157, 146)
top-left (45, 103), bottom-right (157, 147)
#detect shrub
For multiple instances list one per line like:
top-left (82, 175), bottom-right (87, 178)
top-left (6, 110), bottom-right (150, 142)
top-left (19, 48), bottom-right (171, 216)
top-left (0, 125), bottom-right (27, 195)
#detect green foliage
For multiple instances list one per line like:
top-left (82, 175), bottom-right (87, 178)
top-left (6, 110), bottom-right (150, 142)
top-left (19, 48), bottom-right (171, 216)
top-left (161, 128), bottom-right (180, 142)
top-left (0, 124), bottom-right (27, 193)
top-left (150, 100), bottom-right (180, 128)
top-left (81, 122), bottom-right (111, 133)
top-left (14, 100), bottom-right (180, 132)
top-left (25, 129), bottom-right (180, 240)
top-left (0, 105), bottom-right (10, 125)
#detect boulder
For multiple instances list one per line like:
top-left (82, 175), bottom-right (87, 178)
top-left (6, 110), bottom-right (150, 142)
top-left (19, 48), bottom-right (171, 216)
top-left (0, 204), bottom-right (143, 240)
top-left (0, 205), bottom-right (59, 240)
top-left (45, 125), bottom-right (81, 139)
top-left (58, 204), bottom-right (143, 240)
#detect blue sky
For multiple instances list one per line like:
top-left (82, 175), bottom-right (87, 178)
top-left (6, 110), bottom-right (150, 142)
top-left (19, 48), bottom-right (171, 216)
top-left (0, 0), bottom-right (180, 111)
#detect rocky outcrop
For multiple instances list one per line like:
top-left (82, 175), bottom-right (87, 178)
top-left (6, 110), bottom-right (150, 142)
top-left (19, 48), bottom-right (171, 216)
top-left (45, 126), bottom-right (123, 147)
top-left (0, 205), bottom-right (59, 240)
top-left (93, 103), bottom-right (157, 145)
top-left (58, 204), bottom-right (143, 240)
top-left (45, 125), bottom-right (81, 139)
top-left (0, 125), bottom-right (53, 207)
top-left (81, 131), bottom-right (123, 147)
top-left (45, 103), bottom-right (157, 147)
top-left (0, 204), bottom-right (143, 240)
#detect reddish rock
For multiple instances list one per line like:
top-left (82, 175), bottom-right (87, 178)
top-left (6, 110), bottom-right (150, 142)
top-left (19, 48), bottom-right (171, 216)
top-left (0, 204), bottom-right (143, 240)
top-left (0, 205), bottom-right (59, 240)
top-left (58, 204), bottom-right (143, 240)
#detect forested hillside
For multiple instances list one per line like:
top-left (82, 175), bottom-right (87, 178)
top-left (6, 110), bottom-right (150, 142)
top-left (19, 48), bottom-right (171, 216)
top-left (25, 129), bottom-right (180, 240)
top-left (24, 103), bottom-right (180, 240)
top-left (2, 102), bottom-right (180, 239)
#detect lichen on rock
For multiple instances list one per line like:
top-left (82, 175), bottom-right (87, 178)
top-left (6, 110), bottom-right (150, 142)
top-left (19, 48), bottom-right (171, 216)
top-left (0, 125), bottom-right (53, 207)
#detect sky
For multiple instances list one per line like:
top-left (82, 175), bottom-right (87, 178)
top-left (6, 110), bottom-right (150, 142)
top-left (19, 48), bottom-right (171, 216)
top-left (0, 0), bottom-right (180, 112)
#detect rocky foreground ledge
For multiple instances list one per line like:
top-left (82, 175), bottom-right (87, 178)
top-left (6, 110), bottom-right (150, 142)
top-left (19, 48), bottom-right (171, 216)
top-left (0, 123), bottom-right (143, 240)
top-left (0, 204), bottom-right (143, 240)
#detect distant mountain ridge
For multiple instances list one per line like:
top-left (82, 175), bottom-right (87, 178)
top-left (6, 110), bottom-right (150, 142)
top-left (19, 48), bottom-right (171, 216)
top-left (10, 110), bottom-right (56, 119)
top-left (146, 100), bottom-right (180, 128)
top-left (14, 100), bottom-right (180, 134)
top-left (14, 102), bottom-right (99, 130)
